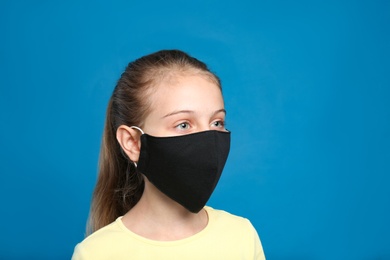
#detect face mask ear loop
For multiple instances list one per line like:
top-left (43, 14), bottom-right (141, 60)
top-left (129, 126), bottom-right (144, 168)
top-left (130, 126), bottom-right (145, 135)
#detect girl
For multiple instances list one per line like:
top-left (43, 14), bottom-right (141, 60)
top-left (72, 50), bottom-right (265, 259)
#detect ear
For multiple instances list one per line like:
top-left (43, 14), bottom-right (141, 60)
top-left (116, 125), bottom-right (142, 163)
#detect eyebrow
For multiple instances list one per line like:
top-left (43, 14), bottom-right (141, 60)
top-left (162, 109), bottom-right (226, 118)
top-left (212, 109), bottom-right (227, 117)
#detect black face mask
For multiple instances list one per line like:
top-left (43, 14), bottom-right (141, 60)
top-left (132, 128), bottom-right (231, 213)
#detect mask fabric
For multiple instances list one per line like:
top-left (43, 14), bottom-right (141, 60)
top-left (135, 130), bottom-right (230, 213)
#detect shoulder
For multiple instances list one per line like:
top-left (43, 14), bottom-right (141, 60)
top-left (72, 218), bottom-right (129, 260)
top-left (205, 206), bottom-right (258, 237)
top-left (81, 218), bottom-right (124, 244)
top-left (206, 206), bottom-right (254, 228)
top-left (205, 206), bottom-right (266, 259)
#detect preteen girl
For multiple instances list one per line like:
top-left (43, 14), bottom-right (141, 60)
top-left (72, 50), bottom-right (265, 259)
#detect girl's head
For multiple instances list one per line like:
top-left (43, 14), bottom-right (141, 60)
top-left (88, 50), bottom-right (224, 233)
top-left (110, 49), bottom-right (222, 131)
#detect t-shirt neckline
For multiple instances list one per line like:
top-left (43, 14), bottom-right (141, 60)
top-left (116, 206), bottom-right (214, 246)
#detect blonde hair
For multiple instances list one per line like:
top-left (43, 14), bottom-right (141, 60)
top-left (87, 50), bottom-right (221, 234)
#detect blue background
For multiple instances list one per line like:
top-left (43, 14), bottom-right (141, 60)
top-left (1, 0), bottom-right (389, 259)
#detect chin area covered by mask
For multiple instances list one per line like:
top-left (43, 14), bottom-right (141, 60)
top-left (132, 127), bottom-right (231, 213)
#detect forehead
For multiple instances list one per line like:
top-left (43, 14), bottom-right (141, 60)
top-left (148, 72), bottom-right (224, 116)
top-left (152, 68), bottom-right (219, 89)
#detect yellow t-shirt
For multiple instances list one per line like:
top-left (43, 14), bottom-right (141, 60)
top-left (72, 206), bottom-right (265, 260)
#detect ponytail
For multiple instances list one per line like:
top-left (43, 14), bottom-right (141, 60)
top-left (87, 98), bottom-right (144, 234)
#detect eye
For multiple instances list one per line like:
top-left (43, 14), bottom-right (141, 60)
top-left (176, 122), bottom-right (190, 130)
top-left (211, 120), bottom-right (225, 129)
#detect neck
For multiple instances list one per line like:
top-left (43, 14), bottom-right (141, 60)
top-left (121, 178), bottom-right (208, 241)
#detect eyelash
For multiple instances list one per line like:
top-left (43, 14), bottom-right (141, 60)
top-left (175, 120), bottom-right (226, 130)
top-left (176, 122), bottom-right (191, 130)
top-left (212, 120), bottom-right (226, 128)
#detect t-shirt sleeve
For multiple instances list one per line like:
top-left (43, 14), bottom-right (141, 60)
top-left (247, 219), bottom-right (266, 260)
top-left (71, 243), bottom-right (87, 260)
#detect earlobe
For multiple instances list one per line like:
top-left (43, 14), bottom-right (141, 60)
top-left (116, 125), bottom-right (141, 163)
